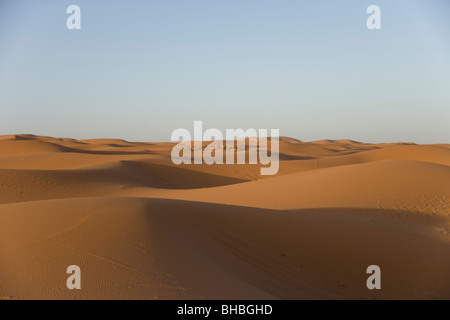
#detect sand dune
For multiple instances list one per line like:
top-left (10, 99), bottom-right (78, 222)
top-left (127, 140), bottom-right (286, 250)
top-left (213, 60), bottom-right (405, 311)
top-left (0, 134), bottom-right (449, 300)
top-left (153, 160), bottom-right (450, 215)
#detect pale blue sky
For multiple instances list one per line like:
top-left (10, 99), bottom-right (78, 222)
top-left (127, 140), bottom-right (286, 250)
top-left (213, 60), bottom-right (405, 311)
top-left (0, 0), bottom-right (449, 143)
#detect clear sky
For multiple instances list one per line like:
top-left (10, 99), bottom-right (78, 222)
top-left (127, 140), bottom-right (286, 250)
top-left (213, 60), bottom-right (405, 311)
top-left (0, 0), bottom-right (449, 143)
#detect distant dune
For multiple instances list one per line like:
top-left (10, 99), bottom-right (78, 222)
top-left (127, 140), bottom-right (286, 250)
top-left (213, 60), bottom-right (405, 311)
top-left (0, 134), bottom-right (449, 300)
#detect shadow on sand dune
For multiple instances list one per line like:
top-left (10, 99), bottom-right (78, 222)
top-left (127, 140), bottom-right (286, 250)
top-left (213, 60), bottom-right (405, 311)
top-left (140, 198), bottom-right (450, 300)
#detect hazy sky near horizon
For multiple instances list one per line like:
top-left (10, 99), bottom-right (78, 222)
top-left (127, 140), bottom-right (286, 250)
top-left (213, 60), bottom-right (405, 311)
top-left (0, 0), bottom-right (449, 143)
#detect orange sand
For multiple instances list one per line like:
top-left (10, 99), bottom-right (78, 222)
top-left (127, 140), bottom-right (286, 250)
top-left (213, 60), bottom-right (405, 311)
top-left (0, 135), bottom-right (449, 299)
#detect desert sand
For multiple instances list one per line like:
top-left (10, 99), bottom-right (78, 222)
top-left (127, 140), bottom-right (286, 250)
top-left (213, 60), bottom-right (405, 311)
top-left (0, 134), bottom-right (449, 300)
